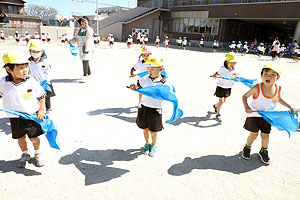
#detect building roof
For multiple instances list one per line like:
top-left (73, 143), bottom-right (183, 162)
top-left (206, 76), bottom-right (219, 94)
top-left (0, 0), bottom-right (26, 6)
top-left (5, 13), bottom-right (41, 21)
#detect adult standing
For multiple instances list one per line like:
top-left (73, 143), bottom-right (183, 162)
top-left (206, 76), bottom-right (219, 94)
top-left (69, 16), bottom-right (94, 81)
top-left (271, 37), bottom-right (280, 61)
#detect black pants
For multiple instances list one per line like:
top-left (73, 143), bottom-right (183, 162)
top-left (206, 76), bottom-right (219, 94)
top-left (271, 51), bottom-right (277, 58)
top-left (83, 60), bottom-right (91, 76)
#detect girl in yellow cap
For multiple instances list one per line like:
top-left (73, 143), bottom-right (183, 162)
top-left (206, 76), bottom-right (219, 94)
top-left (0, 50), bottom-right (46, 168)
top-left (211, 53), bottom-right (238, 122)
top-left (241, 64), bottom-right (298, 165)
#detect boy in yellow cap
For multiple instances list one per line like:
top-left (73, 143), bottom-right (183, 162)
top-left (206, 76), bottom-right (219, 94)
top-left (29, 40), bottom-right (56, 114)
top-left (0, 50), bottom-right (46, 168)
top-left (241, 64), bottom-right (298, 164)
top-left (128, 55), bottom-right (171, 157)
top-left (211, 53), bottom-right (238, 122)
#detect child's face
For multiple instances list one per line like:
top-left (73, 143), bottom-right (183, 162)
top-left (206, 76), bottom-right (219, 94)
top-left (227, 62), bottom-right (236, 69)
top-left (261, 69), bottom-right (279, 86)
top-left (81, 20), bottom-right (87, 29)
top-left (141, 53), bottom-right (150, 61)
top-left (147, 66), bottom-right (162, 78)
top-left (6, 64), bottom-right (29, 80)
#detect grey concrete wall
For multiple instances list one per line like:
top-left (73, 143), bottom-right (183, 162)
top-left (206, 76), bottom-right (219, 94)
top-left (123, 11), bottom-right (161, 41)
top-left (99, 22), bottom-right (123, 41)
top-left (294, 20), bottom-right (300, 44)
top-left (41, 26), bottom-right (74, 41)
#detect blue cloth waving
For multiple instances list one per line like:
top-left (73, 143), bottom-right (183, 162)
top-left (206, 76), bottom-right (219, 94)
top-left (69, 43), bottom-right (79, 56)
top-left (223, 77), bottom-right (257, 88)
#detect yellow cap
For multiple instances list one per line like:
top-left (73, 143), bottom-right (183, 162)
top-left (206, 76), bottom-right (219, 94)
top-left (141, 47), bottom-right (151, 54)
top-left (262, 64), bottom-right (282, 76)
top-left (3, 50), bottom-right (29, 64)
top-left (29, 39), bottom-right (44, 51)
top-left (225, 53), bottom-right (237, 63)
top-left (145, 55), bottom-right (163, 67)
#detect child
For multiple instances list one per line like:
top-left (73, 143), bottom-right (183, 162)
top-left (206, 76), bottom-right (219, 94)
top-left (109, 34), bottom-right (114, 48)
top-left (25, 31), bottom-right (31, 45)
top-left (129, 47), bottom-right (152, 105)
top-left (279, 44), bottom-right (286, 58)
top-left (241, 64), bottom-right (298, 165)
top-left (140, 35), bottom-right (145, 48)
top-left (164, 36), bottom-right (170, 49)
top-left (257, 43), bottom-right (265, 57)
top-left (144, 35), bottom-right (149, 46)
top-left (294, 46), bottom-right (300, 63)
top-left (0, 30), bottom-right (5, 42)
top-left (34, 32), bottom-right (40, 40)
top-left (127, 35), bottom-right (133, 48)
top-left (155, 36), bottom-right (160, 48)
top-left (64, 33), bottom-right (68, 43)
top-left (28, 40), bottom-right (56, 114)
top-left (93, 34), bottom-right (100, 48)
top-left (199, 38), bottom-right (204, 51)
top-left (46, 32), bottom-right (51, 44)
top-left (229, 41), bottom-right (236, 52)
top-left (182, 37), bottom-right (187, 50)
top-left (213, 40), bottom-right (218, 52)
top-left (41, 32), bottom-right (46, 44)
top-left (0, 50), bottom-right (46, 167)
top-left (242, 41), bottom-right (248, 56)
top-left (211, 53), bottom-right (238, 122)
top-left (236, 41), bottom-right (242, 53)
top-left (14, 31), bottom-right (21, 44)
top-left (177, 37), bottom-right (182, 48)
top-left (271, 37), bottom-right (280, 61)
top-left (128, 55), bottom-right (170, 157)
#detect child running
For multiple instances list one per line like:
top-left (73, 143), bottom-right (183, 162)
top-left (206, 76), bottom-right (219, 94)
top-left (129, 47), bottom-right (152, 105)
top-left (182, 37), bottom-right (187, 50)
top-left (164, 36), bottom-right (169, 49)
top-left (14, 31), bottom-right (21, 45)
top-left (177, 37), bottom-right (182, 49)
top-left (127, 35), bottom-right (133, 48)
top-left (127, 55), bottom-right (171, 157)
top-left (211, 53), bottom-right (238, 122)
top-left (0, 50), bottom-right (46, 167)
top-left (241, 64), bottom-right (298, 165)
top-left (229, 41), bottom-right (236, 52)
top-left (28, 40), bottom-right (56, 114)
top-left (199, 38), bottom-right (204, 51)
top-left (257, 43), bottom-right (265, 57)
top-left (155, 36), bottom-right (160, 48)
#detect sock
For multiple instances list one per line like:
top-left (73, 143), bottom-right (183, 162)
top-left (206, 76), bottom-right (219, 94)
top-left (35, 149), bottom-right (40, 155)
top-left (245, 145), bottom-right (251, 150)
top-left (261, 147), bottom-right (268, 151)
top-left (22, 150), bottom-right (28, 154)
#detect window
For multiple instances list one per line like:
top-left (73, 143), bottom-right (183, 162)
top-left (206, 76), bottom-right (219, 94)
top-left (187, 18), bottom-right (194, 33)
top-left (183, 18), bottom-right (188, 32)
top-left (180, 0), bottom-right (187, 6)
top-left (194, 18), bottom-right (200, 33)
top-left (205, 19), bottom-right (212, 34)
top-left (179, 19), bottom-right (184, 32)
top-left (200, 18), bottom-right (206, 33)
top-left (212, 19), bottom-right (219, 34)
top-left (195, 0), bottom-right (202, 5)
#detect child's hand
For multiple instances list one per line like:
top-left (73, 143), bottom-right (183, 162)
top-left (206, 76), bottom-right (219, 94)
top-left (126, 84), bottom-right (137, 90)
top-left (291, 108), bottom-right (299, 113)
top-left (37, 110), bottom-right (46, 121)
top-left (129, 74), bottom-right (136, 78)
top-left (245, 108), bottom-right (253, 113)
top-left (210, 74), bottom-right (217, 79)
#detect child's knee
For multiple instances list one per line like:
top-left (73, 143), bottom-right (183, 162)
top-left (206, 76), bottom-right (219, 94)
top-left (250, 132), bottom-right (258, 138)
top-left (18, 135), bottom-right (26, 141)
top-left (29, 137), bottom-right (39, 143)
top-left (261, 133), bottom-right (269, 139)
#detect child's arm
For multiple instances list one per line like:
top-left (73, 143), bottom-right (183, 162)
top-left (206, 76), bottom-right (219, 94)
top-left (278, 88), bottom-right (299, 113)
top-left (242, 85), bottom-right (258, 113)
top-left (127, 81), bottom-right (142, 90)
top-left (129, 67), bottom-right (136, 77)
top-left (211, 72), bottom-right (219, 78)
top-left (37, 97), bottom-right (46, 121)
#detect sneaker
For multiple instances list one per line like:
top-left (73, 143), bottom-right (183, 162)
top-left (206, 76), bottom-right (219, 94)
top-left (216, 114), bottom-right (222, 122)
top-left (242, 146), bottom-right (251, 160)
top-left (149, 145), bottom-right (158, 157)
top-left (18, 153), bottom-right (31, 168)
top-left (143, 143), bottom-right (151, 155)
top-left (213, 104), bottom-right (217, 113)
top-left (258, 150), bottom-right (270, 165)
top-left (29, 152), bottom-right (44, 167)
top-left (46, 108), bottom-right (52, 115)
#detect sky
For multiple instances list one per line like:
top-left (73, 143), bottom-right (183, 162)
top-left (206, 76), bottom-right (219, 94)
top-left (25, 0), bottom-right (137, 16)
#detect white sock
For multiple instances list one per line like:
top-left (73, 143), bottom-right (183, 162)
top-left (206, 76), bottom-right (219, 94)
top-left (35, 149), bottom-right (40, 155)
top-left (22, 150), bottom-right (28, 155)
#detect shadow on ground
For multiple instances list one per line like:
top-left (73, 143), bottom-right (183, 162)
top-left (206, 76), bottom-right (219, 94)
top-left (0, 159), bottom-right (41, 176)
top-left (87, 107), bottom-right (137, 123)
top-left (168, 152), bottom-right (264, 176)
top-left (59, 148), bottom-right (142, 185)
top-left (51, 78), bottom-right (81, 83)
top-left (0, 118), bottom-right (11, 135)
top-left (170, 111), bottom-right (221, 128)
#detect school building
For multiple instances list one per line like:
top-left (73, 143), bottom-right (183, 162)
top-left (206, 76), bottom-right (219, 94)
top-left (96, 0), bottom-right (300, 46)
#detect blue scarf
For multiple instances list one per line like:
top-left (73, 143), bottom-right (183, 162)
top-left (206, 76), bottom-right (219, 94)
top-left (223, 77), bottom-right (257, 88)
top-left (0, 108), bottom-right (60, 150)
top-left (134, 85), bottom-right (183, 123)
top-left (40, 80), bottom-right (52, 92)
top-left (258, 110), bottom-right (299, 137)
top-left (70, 43), bottom-right (79, 56)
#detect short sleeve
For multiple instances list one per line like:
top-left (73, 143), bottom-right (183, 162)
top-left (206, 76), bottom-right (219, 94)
top-left (217, 66), bottom-right (224, 75)
top-left (133, 61), bottom-right (141, 71)
top-left (31, 78), bottom-right (46, 99)
top-left (0, 77), bottom-right (5, 96)
top-left (138, 76), bottom-right (146, 88)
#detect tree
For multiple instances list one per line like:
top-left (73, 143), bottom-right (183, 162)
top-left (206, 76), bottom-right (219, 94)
top-left (25, 4), bottom-right (59, 19)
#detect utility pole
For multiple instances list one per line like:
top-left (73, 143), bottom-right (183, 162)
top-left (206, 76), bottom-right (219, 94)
top-left (96, 0), bottom-right (99, 34)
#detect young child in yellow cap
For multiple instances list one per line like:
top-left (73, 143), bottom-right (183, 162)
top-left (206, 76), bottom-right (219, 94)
top-left (129, 47), bottom-right (152, 106)
top-left (211, 53), bottom-right (238, 122)
top-left (241, 64), bottom-right (298, 165)
top-left (0, 50), bottom-right (46, 168)
top-left (28, 40), bottom-right (56, 114)
top-left (128, 55), bottom-right (171, 157)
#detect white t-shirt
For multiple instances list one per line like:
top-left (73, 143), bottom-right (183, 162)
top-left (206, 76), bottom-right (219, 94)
top-left (280, 47), bottom-right (286, 52)
top-left (237, 44), bottom-right (242, 48)
top-left (177, 39), bottom-right (182, 44)
top-left (127, 38), bottom-right (133, 43)
top-left (182, 40), bottom-right (187, 45)
top-left (216, 65), bottom-right (238, 89)
top-left (41, 35), bottom-right (46, 40)
top-left (0, 76), bottom-right (45, 115)
top-left (200, 41), bottom-right (204, 45)
top-left (46, 34), bottom-right (51, 39)
top-left (257, 46), bottom-right (264, 51)
top-left (295, 49), bottom-right (300, 54)
top-left (133, 60), bottom-right (147, 73)
top-left (156, 38), bottom-right (160, 43)
top-left (29, 57), bottom-right (52, 83)
top-left (34, 34), bottom-right (40, 39)
top-left (110, 37), bottom-right (114, 42)
top-left (138, 75), bottom-right (171, 108)
top-left (164, 40), bottom-right (169, 45)
top-left (144, 37), bottom-right (148, 42)
top-left (25, 34), bottom-right (30, 39)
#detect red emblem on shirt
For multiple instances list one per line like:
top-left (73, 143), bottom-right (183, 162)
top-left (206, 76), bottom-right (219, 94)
top-left (42, 65), bottom-right (46, 68)
top-left (27, 89), bottom-right (32, 93)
